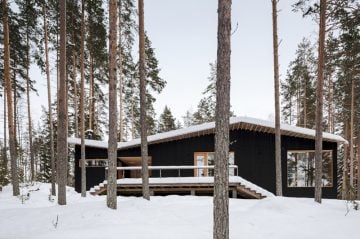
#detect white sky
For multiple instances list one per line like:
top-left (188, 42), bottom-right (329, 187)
top-left (1, 0), bottom-right (319, 141)
top-left (145, 0), bottom-right (317, 121)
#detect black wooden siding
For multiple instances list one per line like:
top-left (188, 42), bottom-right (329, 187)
top-left (74, 128), bottom-right (338, 198)
top-left (74, 145), bottom-right (108, 193)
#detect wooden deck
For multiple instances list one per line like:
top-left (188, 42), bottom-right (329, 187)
top-left (90, 178), bottom-right (268, 199)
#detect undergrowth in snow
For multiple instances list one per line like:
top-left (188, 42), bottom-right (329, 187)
top-left (0, 183), bottom-right (359, 239)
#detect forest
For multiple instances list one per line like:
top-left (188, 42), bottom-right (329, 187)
top-left (0, 0), bottom-right (227, 191)
top-left (0, 0), bottom-right (359, 198)
top-left (0, 0), bottom-right (360, 198)
top-left (0, 0), bottom-right (359, 238)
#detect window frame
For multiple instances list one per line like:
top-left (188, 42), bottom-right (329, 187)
top-left (286, 149), bottom-right (333, 188)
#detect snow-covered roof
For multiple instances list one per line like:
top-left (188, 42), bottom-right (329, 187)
top-left (67, 116), bottom-right (347, 149)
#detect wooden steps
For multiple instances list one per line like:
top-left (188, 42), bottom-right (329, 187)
top-left (90, 178), bottom-right (268, 199)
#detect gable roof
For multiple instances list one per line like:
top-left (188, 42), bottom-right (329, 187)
top-left (68, 116), bottom-right (347, 149)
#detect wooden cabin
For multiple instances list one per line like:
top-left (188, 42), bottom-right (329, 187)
top-left (68, 117), bottom-right (346, 198)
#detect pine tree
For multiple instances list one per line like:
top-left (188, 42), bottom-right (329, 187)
top-left (119, 0), bottom-right (137, 140)
top-left (3, 0), bottom-right (20, 196)
top-left (292, 0), bottom-right (360, 198)
top-left (0, 88), bottom-right (8, 186)
top-left (57, 0), bottom-right (67, 205)
top-left (35, 108), bottom-right (57, 183)
top-left (80, 0), bottom-right (86, 198)
top-left (182, 110), bottom-right (195, 127)
top-left (158, 106), bottom-right (176, 133)
top-left (314, 0), bottom-right (326, 204)
top-left (42, 1), bottom-right (56, 196)
top-left (118, 0), bottom-right (124, 141)
top-left (193, 62), bottom-right (235, 126)
top-left (15, 0), bottom-right (39, 181)
top-left (85, 0), bottom-right (108, 140)
top-left (118, 0), bottom-right (166, 140)
top-left (324, 33), bottom-right (338, 134)
top-left (272, 0), bottom-right (282, 196)
top-left (107, 0), bottom-right (118, 210)
top-left (193, 62), bottom-right (217, 124)
top-left (139, 0), bottom-right (150, 200)
top-left (66, 0), bottom-right (81, 138)
top-left (333, 4), bottom-right (360, 194)
top-left (357, 129), bottom-right (360, 199)
top-left (213, 0), bottom-right (231, 238)
top-left (281, 38), bottom-right (316, 128)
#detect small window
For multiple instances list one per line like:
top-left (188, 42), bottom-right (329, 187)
top-left (194, 152), bottom-right (235, 176)
top-left (79, 159), bottom-right (108, 167)
top-left (287, 150), bottom-right (333, 187)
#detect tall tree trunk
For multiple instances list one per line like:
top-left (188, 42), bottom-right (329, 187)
top-left (3, 82), bottom-right (8, 183)
top-left (118, 0), bottom-right (124, 142)
top-left (296, 82), bottom-right (301, 126)
top-left (73, 51), bottom-right (78, 137)
top-left (26, 33), bottom-right (35, 182)
top-left (327, 74), bottom-right (334, 133)
top-left (131, 102), bottom-right (135, 139)
top-left (342, 121), bottom-right (348, 199)
top-left (349, 78), bottom-right (355, 187)
top-left (89, 53), bottom-right (94, 137)
top-left (43, 4), bottom-right (56, 196)
top-left (139, 0), bottom-right (150, 200)
top-left (304, 79), bottom-right (307, 128)
top-left (3, 0), bottom-right (19, 196)
top-left (107, 0), bottom-right (118, 210)
top-left (56, 16), bottom-right (60, 98)
top-left (13, 68), bottom-right (17, 159)
top-left (314, 0), bottom-right (326, 204)
top-left (66, 73), bottom-right (69, 137)
top-left (80, 0), bottom-right (86, 198)
top-left (57, 0), bottom-right (68, 205)
top-left (213, 0), bottom-right (231, 238)
top-left (272, 0), bottom-right (282, 197)
top-left (357, 129), bottom-right (360, 199)
top-left (289, 95), bottom-right (292, 124)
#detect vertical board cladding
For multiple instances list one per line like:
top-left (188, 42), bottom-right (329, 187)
top-left (75, 129), bottom-right (338, 198)
top-left (74, 145), bottom-right (108, 192)
top-left (118, 130), bottom-right (275, 192)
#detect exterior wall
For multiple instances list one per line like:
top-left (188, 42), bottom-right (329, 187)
top-left (74, 129), bottom-right (338, 198)
top-left (74, 145), bottom-right (107, 192)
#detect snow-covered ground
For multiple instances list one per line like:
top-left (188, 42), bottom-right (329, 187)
top-left (0, 183), bottom-right (359, 239)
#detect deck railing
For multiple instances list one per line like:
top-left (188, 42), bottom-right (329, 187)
top-left (105, 165), bottom-right (238, 178)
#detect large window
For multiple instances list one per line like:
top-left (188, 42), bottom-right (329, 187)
top-left (287, 150), bottom-right (333, 187)
top-left (194, 152), bottom-right (235, 177)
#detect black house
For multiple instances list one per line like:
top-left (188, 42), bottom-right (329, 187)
top-left (68, 117), bottom-right (346, 198)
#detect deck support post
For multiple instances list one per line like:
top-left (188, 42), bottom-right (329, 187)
top-left (150, 190), bottom-right (154, 196)
top-left (190, 190), bottom-right (196, 196)
top-left (232, 189), bottom-right (237, 198)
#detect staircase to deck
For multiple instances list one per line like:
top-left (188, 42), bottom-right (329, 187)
top-left (89, 176), bottom-right (273, 199)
